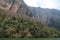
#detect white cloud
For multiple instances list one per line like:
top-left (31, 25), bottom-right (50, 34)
top-left (39, 0), bottom-right (56, 8)
top-left (24, 0), bottom-right (39, 7)
top-left (23, 0), bottom-right (60, 10)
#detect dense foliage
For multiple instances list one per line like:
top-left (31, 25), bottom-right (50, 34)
top-left (50, 17), bottom-right (60, 30)
top-left (0, 9), bottom-right (60, 38)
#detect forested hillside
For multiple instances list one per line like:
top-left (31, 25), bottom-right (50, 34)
top-left (0, 9), bottom-right (60, 38)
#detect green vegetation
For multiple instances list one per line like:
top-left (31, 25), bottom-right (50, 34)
top-left (0, 9), bottom-right (60, 38)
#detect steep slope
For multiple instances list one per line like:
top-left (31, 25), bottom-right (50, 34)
top-left (0, 9), bottom-right (60, 38)
top-left (30, 7), bottom-right (60, 30)
top-left (0, 0), bottom-right (33, 17)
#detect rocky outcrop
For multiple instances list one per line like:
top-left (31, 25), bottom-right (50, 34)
top-left (0, 0), bottom-right (34, 18)
top-left (0, 0), bottom-right (11, 10)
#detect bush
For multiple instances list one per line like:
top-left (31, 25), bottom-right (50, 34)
top-left (0, 9), bottom-right (60, 38)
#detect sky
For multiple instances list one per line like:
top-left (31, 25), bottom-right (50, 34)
top-left (23, 0), bottom-right (60, 10)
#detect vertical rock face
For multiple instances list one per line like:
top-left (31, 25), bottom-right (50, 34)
top-left (0, 0), bottom-right (11, 10)
top-left (0, 0), bottom-right (33, 16)
top-left (0, 0), bottom-right (24, 12)
top-left (9, 0), bottom-right (28, 13)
